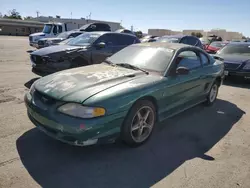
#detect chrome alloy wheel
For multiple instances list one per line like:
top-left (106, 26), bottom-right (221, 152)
top-left (130, 106), bottom-right (155, 143)
top-left (209, 84), bottom-right (218, 103)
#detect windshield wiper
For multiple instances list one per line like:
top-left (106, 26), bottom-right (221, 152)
top-left (116, 63), bottom-right (149, 74)
top-left (103, 60), bottom-right (116, 66)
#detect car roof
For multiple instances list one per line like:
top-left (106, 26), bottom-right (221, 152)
top-left (134, 42), bottom-right (192, 50)
top-left (80, 31), bottom-right (137, 37)
top-left (227, 42), bottom-right (250, 45)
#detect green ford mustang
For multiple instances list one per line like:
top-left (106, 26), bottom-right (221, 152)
top-left (25, 42), bottom-right (224, 147)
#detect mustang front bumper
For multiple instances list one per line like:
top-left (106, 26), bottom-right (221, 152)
top-left (24, 93), bottom-right (126, 146)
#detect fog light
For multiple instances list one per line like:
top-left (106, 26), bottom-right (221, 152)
top-left (83, 139), bottom-right (98, 146)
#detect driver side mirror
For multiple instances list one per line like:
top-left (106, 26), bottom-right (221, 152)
top-left (95, 42), bottom-right (106, 49)
top-left (176, 67), bottom-right (189, 75)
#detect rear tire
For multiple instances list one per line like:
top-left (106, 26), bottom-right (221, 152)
top-left (204, 82), bottom-right (219, 106)
top-left (121, 100), bottom-right (156, 147)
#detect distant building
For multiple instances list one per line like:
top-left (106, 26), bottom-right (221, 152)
top-left (0, 16), bottom-right (123, 36)
top-left (148, 28), bottom-right (243, 41)
top-left (148, 29), bottom-right (182, 36)
top-left (31, 16), bottom-right (122, 31)
top-left (0, 18), bottom-right (43, 36)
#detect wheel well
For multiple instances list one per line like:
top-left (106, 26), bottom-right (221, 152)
top-left (134, 96), bottom-right (159, 122)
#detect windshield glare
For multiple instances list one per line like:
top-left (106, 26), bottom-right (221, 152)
top-left (67, 33), bottom-right (100, 46)
top-left (158, 37), bottom-right (180, 43)
top-left (107, 46), bottom-right (174, 73)
top-left (217, 44), bottom-right (250, 55)
top-left (57, 32), bottom-right (68, 39)
top-left (42, 24), bottom-right (53, 34)
top-left (210, 42), bottom-right (226, 48)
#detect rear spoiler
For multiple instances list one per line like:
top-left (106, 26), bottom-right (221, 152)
top-left (210, 54), bottom-right (224, 61)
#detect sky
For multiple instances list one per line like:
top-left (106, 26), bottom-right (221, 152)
top-left (1, 0), bottom-right (250, 36)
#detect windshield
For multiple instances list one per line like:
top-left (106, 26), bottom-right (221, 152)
top-left (107, 45), bottom-right (174, 73)
top-left (42, 24), bottom-right (53, 34)
top-left (79, 23), bottom-right (91, 31)
top-left (57, 32), bottom-right (69, 39)
top-left (217, 44), bottom-right (250, 55)
top-left (158, 37), bottom-right (180, 43)
top-left (67, 33), bottom-right (100, 46)
top-left (210, 42), bottom-right (226, 48)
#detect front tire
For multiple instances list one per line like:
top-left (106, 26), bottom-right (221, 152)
top-left (121, 100), bottom-right (156, 147)
top-left (204, 82), bottom-right (219, 106)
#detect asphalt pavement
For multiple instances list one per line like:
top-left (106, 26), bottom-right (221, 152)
top-left (0, 36), bottom-right (250, 188)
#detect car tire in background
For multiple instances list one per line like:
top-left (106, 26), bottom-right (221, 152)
top-left (121, 100), bottom-right (156, 147)
top-left (204, 82), bottom-right (219, 106)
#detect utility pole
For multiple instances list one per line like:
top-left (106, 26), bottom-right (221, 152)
top-left (89, 12), bottom-right (92, 20)
top-left (36, 11), bottom-right (40, 18)
top-left (131, 25), bottom-right (134, 32)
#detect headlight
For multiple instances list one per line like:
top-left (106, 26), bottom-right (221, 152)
top-left (29, 83), bottom-right (36, 96)
top-left (243, 63), bottom-right (250, 70)
top-left (57, 103), bottom-right (106, 118)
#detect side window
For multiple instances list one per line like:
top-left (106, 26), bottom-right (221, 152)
top-left (95, 34), bottom-right (117, 46)
top-left (186, 37), bottom-right (198, 46)
top-left (58, 26), bottom-right (62, 33)
top-left (200, 53), bottom-right (209, 65)
top-left (116, 35), bottom-right (136, 45)
top-left (52, 26), bottom-right (57, 34)
top-left (177, 51), bottom-right (201, 70)
top-left (96, 24), bottom-right (110, 31)
top-left (180, 37), bottom-right (188, 44)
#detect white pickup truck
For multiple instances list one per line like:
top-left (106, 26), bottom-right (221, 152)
top-left (29, 22), bottom-right (77, 48)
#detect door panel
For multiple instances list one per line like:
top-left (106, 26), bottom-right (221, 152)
top-left (158, 50), bottom-right (205, 120)
top-left (91, 34), bottom-right (115, 64)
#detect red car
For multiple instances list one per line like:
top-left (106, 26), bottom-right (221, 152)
top-left (205, 41), bottom-right (228, 54)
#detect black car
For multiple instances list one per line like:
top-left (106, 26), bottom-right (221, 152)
top-left (37, 30), bottom-right (83, 49)
top-left (115, 29), bottom-right (135, 35)
top-left (79, 22), bottom-right (111, 32)
top-left (215, 42), bottom-right (250, 79)
top-left (30, 32), bottom-right (140, 74)
top-left (157, 35), bottom-right (203, 49)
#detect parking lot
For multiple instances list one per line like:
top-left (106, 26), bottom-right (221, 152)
top-left (0, 36), bottom-right (250, 188)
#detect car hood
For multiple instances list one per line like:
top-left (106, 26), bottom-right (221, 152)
top-left (31, 45), bottom-right (89, 56)
top-left (30, 32), bottom-right (45, 37)
top-left (34, 64), bottom-right (147, 103)
top-left (218, 54), bottom-right (250, 64)
top-left (39, 37), bottom-right (64, 41)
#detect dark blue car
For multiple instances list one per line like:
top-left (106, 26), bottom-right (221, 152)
top-left (216, 42), bottom-right (250, 79)
top-left (157, 35), bottom-right (203, 49)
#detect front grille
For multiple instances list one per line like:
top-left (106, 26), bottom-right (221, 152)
top-left (31, 55), bottom-right (43, 64)
top-left (29, 36), bottom-right (32, 42)
top-left (224, 62), bottom-right (241, 70)
top-left (38, 40), bottom-right (45, 45)
top-left (34, 90), bottom-right (57, 105)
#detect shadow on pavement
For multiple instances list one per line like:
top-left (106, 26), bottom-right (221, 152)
top-left (223, 76), bottom-right (250, 89)
top-left (24, 77), bottom-right (40, 89)
top-left (16, 99), bottom-right (245, 188)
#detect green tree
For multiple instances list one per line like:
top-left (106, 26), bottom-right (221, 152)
top-left (24, 16), bottom-right (33, 20)
top-left (3, 9), bottom-right (22, 19)
top-left (191, 32), bottom-right (196, 36)
top-left (195, 32), bottom-right (203, 38)
top-left (135, 31), bottom-right (143, 38)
